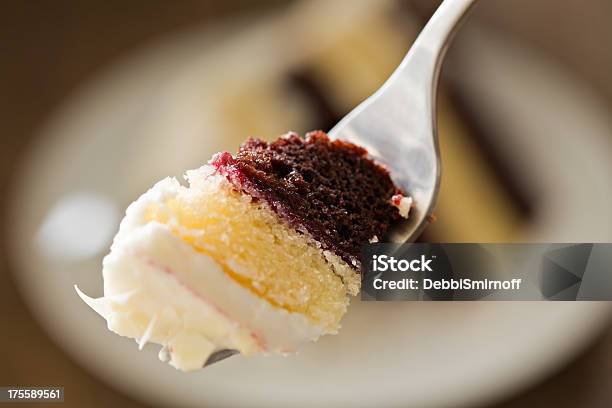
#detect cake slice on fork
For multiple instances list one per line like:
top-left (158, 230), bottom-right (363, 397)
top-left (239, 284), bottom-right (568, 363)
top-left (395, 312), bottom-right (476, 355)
top-left (77, 131), bottom-right (411, 371)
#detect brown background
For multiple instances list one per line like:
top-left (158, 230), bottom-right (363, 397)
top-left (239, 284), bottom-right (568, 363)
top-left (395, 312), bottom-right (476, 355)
top-left (2, 1), bottom-right (612, 407)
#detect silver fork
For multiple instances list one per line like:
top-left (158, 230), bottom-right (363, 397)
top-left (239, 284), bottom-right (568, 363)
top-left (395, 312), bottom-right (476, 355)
top-left (330, 0), bottom-right (475, 243)
top-left (204, 0), bottom-right (475, 368)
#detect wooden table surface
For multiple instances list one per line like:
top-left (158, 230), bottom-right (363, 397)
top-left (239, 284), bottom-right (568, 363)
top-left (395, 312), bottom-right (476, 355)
top-left (2, 1), bottom-right (611, 407)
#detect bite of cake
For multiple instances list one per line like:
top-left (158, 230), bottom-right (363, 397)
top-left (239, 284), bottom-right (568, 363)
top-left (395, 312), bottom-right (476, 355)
top-left (76, 131), bottom-right (411, 371)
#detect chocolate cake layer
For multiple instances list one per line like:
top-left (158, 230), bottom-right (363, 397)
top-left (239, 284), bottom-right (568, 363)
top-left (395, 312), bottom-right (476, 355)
top-left (211, 131), bottom-right (404, 267)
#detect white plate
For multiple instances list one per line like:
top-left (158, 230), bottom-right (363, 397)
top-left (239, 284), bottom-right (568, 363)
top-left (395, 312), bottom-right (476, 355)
top-left (7, 5), bottom-right (612, 408)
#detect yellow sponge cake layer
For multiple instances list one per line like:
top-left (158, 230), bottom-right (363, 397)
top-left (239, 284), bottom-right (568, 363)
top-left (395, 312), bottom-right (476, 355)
top-left (143, 166), bottom-right (353, 331)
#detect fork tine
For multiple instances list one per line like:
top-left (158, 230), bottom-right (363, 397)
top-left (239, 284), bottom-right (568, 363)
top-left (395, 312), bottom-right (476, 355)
top-left (204, 349), bottom-right (240, 367)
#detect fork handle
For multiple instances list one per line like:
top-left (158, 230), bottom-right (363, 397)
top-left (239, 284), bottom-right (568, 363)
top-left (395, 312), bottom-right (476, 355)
top-left (392, 0), bottom-right (476, 86)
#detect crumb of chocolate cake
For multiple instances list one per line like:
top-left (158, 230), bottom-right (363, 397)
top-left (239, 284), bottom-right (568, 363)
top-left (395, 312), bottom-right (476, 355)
top-left (212, 131), bottom-right (405, 266)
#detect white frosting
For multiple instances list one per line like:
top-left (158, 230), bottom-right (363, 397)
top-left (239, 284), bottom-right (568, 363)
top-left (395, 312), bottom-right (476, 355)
top-left (76, 176), bottom-right (324, 371)
top-left (391, 195), bottom-right (413, 219)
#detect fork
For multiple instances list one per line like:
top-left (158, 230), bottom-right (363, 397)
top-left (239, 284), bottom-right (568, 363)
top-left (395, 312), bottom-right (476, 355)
top-left (329, 0), bottom-right (475, 244)
top-left (204, 0), bottom-right (476, 367)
